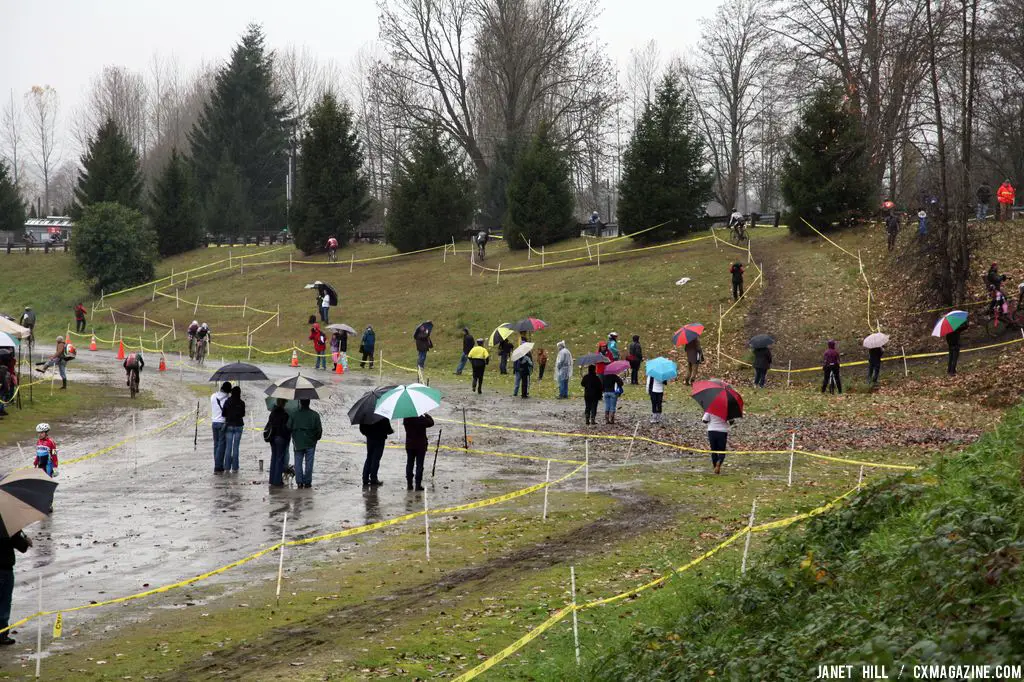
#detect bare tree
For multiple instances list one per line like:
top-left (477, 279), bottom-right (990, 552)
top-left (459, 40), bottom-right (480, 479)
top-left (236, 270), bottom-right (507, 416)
top-left (24, 85), bottom-right (60, 211)
top-left (624, 40), bottom-right (661, 124)
top-left (1, 90), bottom-right (24, 188)
top-left (277, 45), bottom-right (343, 138)
top-left (77, 66), bottom-right (150, 157)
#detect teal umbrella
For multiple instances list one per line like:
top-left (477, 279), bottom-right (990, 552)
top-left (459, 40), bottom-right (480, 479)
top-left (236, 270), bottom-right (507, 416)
top-left (264, 396), bottom-right (300, 414)
top-left (374, 384), bottom-right (442, 419)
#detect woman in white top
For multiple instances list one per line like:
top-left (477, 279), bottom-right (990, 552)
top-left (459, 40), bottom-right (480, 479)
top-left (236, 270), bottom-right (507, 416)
top-left (702, 411), bottom-right (731, 474)
top-left (647, 375), bottom-right (667, 424)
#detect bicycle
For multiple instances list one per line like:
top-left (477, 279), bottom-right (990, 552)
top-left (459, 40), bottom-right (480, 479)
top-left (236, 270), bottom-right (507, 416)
top-left (983, 299), bottom-right (1024, 338)
top-left (195, 337), bottom-right (208, 365)
top-left (327, 248), bottom-right (337, 263)
top-left (128, 368), bottom-right (140, 399)
top-left (188, 335), bottom-right (196, 361)
top-left (730, 221), bottom-right (748, 243)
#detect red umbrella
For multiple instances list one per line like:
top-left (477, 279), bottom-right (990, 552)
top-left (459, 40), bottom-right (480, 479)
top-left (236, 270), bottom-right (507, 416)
top-left (672, 323), bottom-right (705, 346)
top-left (691, 379), bottom-right (743, 420)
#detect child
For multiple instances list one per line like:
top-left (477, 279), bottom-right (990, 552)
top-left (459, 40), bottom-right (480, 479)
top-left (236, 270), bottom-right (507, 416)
top-left (537, 348), bottom-right (548, 381)
top-left (34, 423), bottom-right (59, 477)
top-left (647, 375), bottom-right (667, 424)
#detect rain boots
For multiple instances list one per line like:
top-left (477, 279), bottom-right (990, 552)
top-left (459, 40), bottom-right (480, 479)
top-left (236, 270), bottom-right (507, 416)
top-left (60, 378), bottom-right (66, 390)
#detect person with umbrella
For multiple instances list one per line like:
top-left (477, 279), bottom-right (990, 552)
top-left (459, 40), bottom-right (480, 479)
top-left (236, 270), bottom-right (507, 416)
top-left (863, 333), bottom-right (888, 385)
top-left (934, 311), bottom-right (968, 376)
top-left (307, 281), bottom-right (337, 323)
top-left (0, 468), bottom-right (53, 646)
top-left (601, 362), bottom-right (625, 424)
top-left (626, 335), bottom-right (643, 385)
top-left (692, 379), bottom-right (743, 475)
top-left (210, 381), bottom-right (231, 473)
top-left (498, 335), bottom-right (514, 374)
top-left (288, 399), bottom-right (323, 488)
top-left (673, 324), bottom-right (705, 385)
top-left (330, 330), bottom-right (344, 371)
top-left (222, 386), bottom-right (246, 472)
top-left (414, 321), bottom-right (433, 382)
top-left (468, 339), bottom-right (489, 394)
top-left (403, 413), bottom-right (435, 491)
top-left (513, 346), bottom-right (535, 399)
top-left (0, 528), bottom-right (32, 645)
top-left (455, 327), bottom-right (474, 376)
top-left (555, 341), bottom-right (573, 399)
top-left (265, 399), bottom-right (292, 487)
top-left (349, 385), bottom-right (397, 487)
top-left (750, 335), bottom-right (774, 388)
top-left (581, 365), bottom-right (603, 425)
top-left (821, 340), bottom-right (842, 395)
top-left (359, 326), bottom-right (376, 369)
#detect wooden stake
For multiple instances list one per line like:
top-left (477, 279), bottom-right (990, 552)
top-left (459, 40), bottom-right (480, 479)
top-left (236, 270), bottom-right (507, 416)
top-left (541, 245), bottom-right (545, 267)
top-left (787, 359), bottom-right (792, 387)
top-left (788, 432), bottom-right (795, 487)
top-left (463, 407), bottom-right (469, 450)
top-left (152, 284), bottom-right (156, 301)
top-left (571, 566), bottom-right (580, 666)
top-left (741, 499), bottom-right (757, 575)
top-left (193, 296), bottom-right (199, 315)
top-left (35, 574), bottom-right (42, 678)
top-left (584, 440), bottom-right (590, 495)
top-left (585, 238), bottom-right (592, 261)
top-left (350, 253), bottom-right (354, 273)
top-left (277, 304), bottom-right (280, 327)
top-left (171, 319), bottom-right (176, 341)
top-left (901, 345), bottom-right (909, 377)
top-left (289, 252), bottom-right (293, 272)
top-left (275, 512), bottom-right (288, 605)
top-left (597, 242), bottom-right (601, 267)
top-left (541, 460), bottom-right (552, 521)
top-left (247, 326), bottom-right (252, 361)
top-left (175, 289), bottom-right (180, 309)
top-left (184, 271), bottom-right (188, 290)
top-left (242, 297), bottom-right (247, 318)
top-left (716, 305), bottom-right (723, 369)
top-left (625, 422), bottom-right (640, 461)
top-left (527, 239), bottom-right (532, 260)
top-left (424, 491), bottom-right (431, 562)
top-left (760, 263), bottom-right (764, 288)
top-left (858, 465), bottom-right (864, 488)
top-left (496, 263), bottom-right (501, 285)
top-left (378, 349), bottom-right (383, 381)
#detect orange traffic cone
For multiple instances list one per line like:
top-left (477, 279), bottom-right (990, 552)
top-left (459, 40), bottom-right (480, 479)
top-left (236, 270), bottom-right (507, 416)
top-left (117, 340), bottom-right (125, 360)
top-left (290, 349), bottom-right (299, 367)
top-left (335, 359), bottom-right (344, 375)
top-left (159, 355), bottom-right (167, 372)
top-left (89, 335), bottom-right (97, 351)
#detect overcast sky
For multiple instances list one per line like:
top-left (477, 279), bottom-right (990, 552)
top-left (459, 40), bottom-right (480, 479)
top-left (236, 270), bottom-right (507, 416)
top-left (1, 0), bottom-right (716, 160)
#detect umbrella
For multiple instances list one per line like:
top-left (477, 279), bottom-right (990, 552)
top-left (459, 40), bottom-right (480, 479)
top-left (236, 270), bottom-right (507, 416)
top-left (209, 362), bottom-right (269, 383)
top-left (489, 324), bottom-right (515, 346)
top-left (510, 318), bottom-right (548, 333)
top-left (749, 334), bottom-right (775, 349)
top-left (645, 357), bottom-right (678, 381)
top-left (576, 352), bottom-right (611, 367)
top-left (374, 384), bottom-right (442, 419)
top-left (691, 379), bottom-right (744, 420)
top-left (348, 385), bottom-right (399, 425)
top-left (0, 318), bottom-right (30, 340)
top-left (264, 373), bottom-right (330, 401)
top-left (672, 323), bottom-right (705, 347)
top-left (511, 342), bottom-right (535, 362)
top-left (863, 333), bottom-right (890, 349)
top-left (932, 311), bottom-right (968, 337)
top-left (326, 323), bottom-right (356, 335)
top-left (0, 331), bottom-right (17, 349)
top-left (414, 321), bottom-right (434, 336)
top-left (0, 468), bottom-right (57, 537)
top-left (264, 396), bottom-right (300, 414)
top-left (604, 360), bottom-right (631, 375)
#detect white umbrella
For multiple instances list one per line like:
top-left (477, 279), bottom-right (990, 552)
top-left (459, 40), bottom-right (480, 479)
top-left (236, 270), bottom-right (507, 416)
top-left (0, 331), bottom-right (17, 348)
top-left (0, 318), bottom-right (30, 340)
top-left (374, 384), bottom-right (442, 419)
top-left (511, 342), bottom-right (535, 362)
top-left (862, 333), bottom-right (890, 349)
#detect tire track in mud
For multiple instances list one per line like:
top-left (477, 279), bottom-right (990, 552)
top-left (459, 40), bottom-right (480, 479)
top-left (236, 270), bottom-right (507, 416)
top-left (156, 492), bottom-right (676, 681)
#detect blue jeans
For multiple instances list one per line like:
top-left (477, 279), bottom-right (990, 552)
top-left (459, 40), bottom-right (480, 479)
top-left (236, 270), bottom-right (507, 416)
top-left (558, 378), bottom-right (569, 398)
top-left (269, 436), bottom-right (289, 485)
top-left (320, 305), bottom-right (329, 323)
top-left (211, 422), bottom-right (227, 471)
top-left (513, 372), bottom-right (521, 395)
top-left (603, 391), bottom-right (618, 413)
top-left (294, 447), bottom-right (316, 486)
top-left (977, 202), bottom-right (988, 220)
top-left (455, 353), bottom-right (468, 374)
top-left (315, 350), bottom-right (327, 370)
top-left (417, 350), bottom-right (427, 368)
top-left (224, 425), bottom-right (243, 471)
top-left (0, 568), bottom-right (13, 629)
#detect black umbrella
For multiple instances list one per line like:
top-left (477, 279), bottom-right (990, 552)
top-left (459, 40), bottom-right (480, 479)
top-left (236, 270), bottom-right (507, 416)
top-left (208, 362), bottom-right (269, 383)
top-left (749, 334), bottom-right (775, 350)
top-left (348, 385), bottom-right (399, 425)
top-left (509, 318), bottom-right (548, 333)
top-left (414, 321), bottom-right (434, 336)
top-left (0, 469), bottom-right (57, 537)
top-left (576, 352), bottom-right (611, 366)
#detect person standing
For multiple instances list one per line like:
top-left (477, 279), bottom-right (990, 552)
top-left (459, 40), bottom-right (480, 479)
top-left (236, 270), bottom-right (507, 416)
top-left (884, 212), bottom-right (899, 251)
top-left (516, 351), bottom-right (534, 399)
top-left (555, 341), bottom-right (572, 399)
top-left (468, 340), bottom-right (489, 394)
top-left (266, 399), bottom-right (291, 487)
top-left (498, 337), bottom-right (513, 375)
top-left (997, 179), bottom-right (1016, 221)
top-left (752, 346), bottom-right (772, 388)
top-left (330, 331), bottom-right (343, 371)
top-left (403, 414), bottom-right (435, 491)
top-left (595, 341), bottom-right (612, 376)
top-left (288, 399), bottom-right (323, 489)
top-left (455, 327), bottom-right (473, 375)
top-left (359, 326), bottom-right (376, 369)
top-left (976, 181), bottom-right (992, 220)
top-left (581, 365), bottom-right (603, 425)
top-left (0, 362), bottom-right (10, 419)
top-left (684, 337), bottom-right (702, 385)
top-left (309, 317), bottom-right (327, 371)
top-left (602, 368), bottom-right (624, 424)
top-left (917, 209), bottom-right (928, 237)
top-left (222, 386), bottom-right (246, 472)
top-left (414, 322), bottom-right (433, 382)
top-left (647, 375), bottom-right (667, 424)
top-left (35, 336), bottom-right (68, 389)
top-left (821, 340), bottom-right (842, 394)
top-left (73, 302), bottom-right (87, 333)
top-left (210, 382), bottom-right (230, 473)
top-left (730, 263), bottom-right (745, 302)
top-left (867, 345), bottom-right (883, 385)
top-left (946, 328), bottom-right (962, 376)
top-left (359, 418), bottom-right (393, 487)
top-left (627, 335), bottom-right (643, 385)
top-left (0, 530), bottom-right (32, 645)
top-left (607, 332), bottom-right (620, 360)
top-left (703, 411), bottom-right (731, 475)
top-left (537, 348), bottom-right (548, 381)
top-left (19, 307), bottom-right (35, 343)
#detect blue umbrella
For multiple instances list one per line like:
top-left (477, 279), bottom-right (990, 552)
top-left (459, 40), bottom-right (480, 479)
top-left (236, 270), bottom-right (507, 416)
top-left (645, 357), bottom-right (677, 382)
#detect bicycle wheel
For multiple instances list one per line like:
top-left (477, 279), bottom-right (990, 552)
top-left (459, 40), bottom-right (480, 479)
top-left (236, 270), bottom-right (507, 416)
top-left (130, 371), bottom-right (138, 398)
top-left (983, 316), bottom-right (1009, 339)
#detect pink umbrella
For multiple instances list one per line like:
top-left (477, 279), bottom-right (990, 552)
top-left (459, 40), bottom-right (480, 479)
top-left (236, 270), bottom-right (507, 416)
top-left (604, 360), bottom-right (630, 375)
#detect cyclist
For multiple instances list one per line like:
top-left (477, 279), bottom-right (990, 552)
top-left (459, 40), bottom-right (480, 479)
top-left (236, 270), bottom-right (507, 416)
top-left (985, 262), bottom-right (1007, 290)
top-left (195, 323), bottom-right (211, 362)
top-left (187, 320), bottom-right (200, 359)
top-left (729, 209), bottom-right (746, 241)
top-left (474, 229), bottom-right (489, 261)
top-left (123, 350), bottom-right (145, 390)
top-left (34, 423), bottom-right (59, 477)
top-left (326, 235), bottom-right (339, 262)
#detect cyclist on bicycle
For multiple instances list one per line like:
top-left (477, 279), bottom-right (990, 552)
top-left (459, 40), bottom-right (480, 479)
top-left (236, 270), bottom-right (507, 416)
top-left (326, 236), bottom-right (338, 262)
top-left (187, 320), bottom-right (200, 359)
top-left (729, 209), bottom-right (746, 239)
top-left (475, 229), bottom-right (489, 261)
top-left (195, 323), bottom-right (211, 360)
top-left (123, 350), bottom-right (145, 388)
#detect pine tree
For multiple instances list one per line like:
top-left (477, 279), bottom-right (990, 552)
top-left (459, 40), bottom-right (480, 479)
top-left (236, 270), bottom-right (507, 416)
top-left (149, 149), bottom-right (201, 256)
top-left (292, 93), bottom-right (371, 254)
top-left (781, 85), bottom-right (871, 236)
top-left (74, 117), bottom-right (143, 215)
top-left (189, 23), bottom-right (289, 236)
top-left (504, 126), bottom-right (574, 250)
top-left (478, 137), bottom-right (522, 229)
top-left (203, 153), bottom-right (252, 239)
top-left (619, 72), bottom-right (712, 243)
top-left (386, 127), bottom-right (475, 253)
top-left (0, 161), bottom-right (25, 234)
top-left (71, 202), bottom-right (157, 293)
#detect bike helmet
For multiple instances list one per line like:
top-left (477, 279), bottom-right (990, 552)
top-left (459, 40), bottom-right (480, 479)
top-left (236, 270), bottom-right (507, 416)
top-left (191, 320), bottom-right (198, 326)
top-left (201, 323), bottom-right (209, 329)
top-left (36, 423), bottom-right (50, 433)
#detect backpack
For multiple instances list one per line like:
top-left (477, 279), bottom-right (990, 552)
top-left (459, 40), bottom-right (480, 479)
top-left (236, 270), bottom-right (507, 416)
top-left (696, 348), bottom-right (705, 365)
top-left (318, 331), bottom-right (326, 346)
top-left (63, 343), bottom-right (77, 359)
top-left (263, 420), bottom-right (274, 443)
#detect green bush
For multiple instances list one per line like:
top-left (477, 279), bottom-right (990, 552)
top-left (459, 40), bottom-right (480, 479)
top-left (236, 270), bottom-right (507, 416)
top-left (504, 124), bottom-right (574, 250)
top-left (71, 202), bottom-right (157, 294)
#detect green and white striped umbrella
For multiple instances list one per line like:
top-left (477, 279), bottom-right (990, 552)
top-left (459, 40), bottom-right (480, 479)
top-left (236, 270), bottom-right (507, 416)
top-left (373, 383), bottom-right (442, 419)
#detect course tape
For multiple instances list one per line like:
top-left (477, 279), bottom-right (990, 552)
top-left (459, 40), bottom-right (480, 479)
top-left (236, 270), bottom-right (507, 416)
top-left (472, 235), bottom-right (713, 274)
top-left (0, 460), bottom-right (582, 636)
top-left (453, 484), bottom-right (861, 681)
top-left (524, 221), bottom-right (673, 256)
top-left (319, 437), bottom-right (585, 466)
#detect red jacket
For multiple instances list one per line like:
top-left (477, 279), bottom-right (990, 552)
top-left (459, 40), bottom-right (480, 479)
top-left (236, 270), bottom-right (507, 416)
top-left (997, 182), bottom-right (1016, 205)
top-left (74, 304), bottom-right (86, 321)
top-left (309, 324), bottom-right (326, 353)
top-left (595, 344), bottom-right (613, 375)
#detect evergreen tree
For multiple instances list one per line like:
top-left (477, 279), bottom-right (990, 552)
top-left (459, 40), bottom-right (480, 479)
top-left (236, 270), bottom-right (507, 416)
top-left (292, 93), bottom-right (371, 254)
top-left (189, 23), bottom-right (289, 235)
top-left (619, 72), bottom-right (712, 243)
top-left (781, 85), bottom-right (871, 236)
top-left (74, 117), bottom-right (143, 215)
top-left (0, 161), bottom-right (25, 235)
top-left (149, 149), bottom-right (201, 256)
top-left (71, 202), bottom-right (157, 293)
top-left (503, 126), bottom-right (574, 250)
top-left (386, 127), bottom-right (474, 253)
top-left (478, 137), bottom-right (522, 229)
top-left (204, 153), bottom-right (253, 239)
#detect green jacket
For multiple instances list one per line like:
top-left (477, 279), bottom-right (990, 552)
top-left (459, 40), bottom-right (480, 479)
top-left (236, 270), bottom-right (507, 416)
top-left (287, 407), bottom-right (323, 450)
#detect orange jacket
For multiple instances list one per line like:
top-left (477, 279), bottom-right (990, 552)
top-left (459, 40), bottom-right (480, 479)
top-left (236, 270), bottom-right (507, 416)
top-left (997, 182), bottom-right (1015, 204)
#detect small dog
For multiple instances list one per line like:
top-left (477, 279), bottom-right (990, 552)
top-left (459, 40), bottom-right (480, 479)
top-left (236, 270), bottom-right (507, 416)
top-left (283, 465), bottom-right (296, 487)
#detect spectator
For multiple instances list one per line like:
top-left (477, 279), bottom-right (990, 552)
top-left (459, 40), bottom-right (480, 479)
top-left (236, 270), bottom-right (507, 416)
top-left (703, 410), bottom-right (731, 475)
top-left (555, 341), bottom-right (572, 399)
top-left (821, 340), bottom-right (842, 395)
top-left (647, 374), bottom-right (667, 424)
top-left (537, 348), bottom-right (548, 381)
top-left (498, 337), bottom-right (513, 375)
top-left (684, 336), bottom-right (702, 385)
top-left (885, 212), bottom-right (899, 251)
top-left (516, 351), bottom-right (534, 399)
top-left (265, 399), bottom-right (291, 487)
top-left (602, 368), bottom-right (624, 424)
top-left (730, 263), bottom-right (745, 302)
top-left (977, 181), bottom-right (991, 221)
top-left (0, 530), bottom-right (32, 645)
top-left (455, 327), bottom-right (473, 375)
top-left (867, 345), bottom-right (883, 386)
top-left (917, 209), bottom-right (928, 237)
top-left (414, 322), bottom-right (433, 382)
top-left (19, 307), bottom-right (35, 343)
top-left (581, 365), bottom-right (603, 425)
top-left (359, 326), bottom-right (376, 369)
top-left (997, 179), bottom-right (1016, 221)
top-left (222, 386), bottom-right (246, 472)
top-left (403, 415), bottom-right (435, 491)
top-left (309, 317), bottom-right (327, 371)
top-left (210, 382), bottom-right (230, 472)
top-left (73, 302), bottom-right (87, 333)
top-left (946, 328), bottom-right (962, 376)
top-left (359, 418), bottom-right (393, 487)
top-left (626, 335), bottom-right (643, 385)
top-left (607, 332), bottom-right (620, 360)
top-left (752, 346), bottom-right (772, 388)
top-left (288, 399), bottom-right (323, 489)
top-left (468, 339), bottom-right (489, 394)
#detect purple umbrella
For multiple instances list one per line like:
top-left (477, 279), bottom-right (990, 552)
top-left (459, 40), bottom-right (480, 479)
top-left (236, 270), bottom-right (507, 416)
top-left (604, 360), bottom-right (630, 375)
